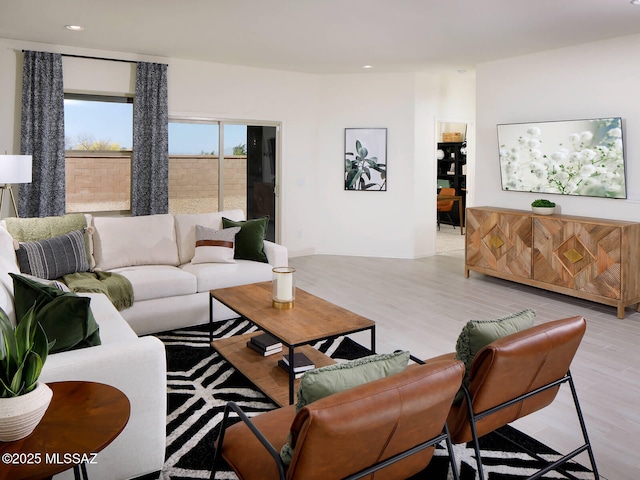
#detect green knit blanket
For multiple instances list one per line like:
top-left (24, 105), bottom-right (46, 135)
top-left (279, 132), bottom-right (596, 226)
top-left (62, 271), bottom-right (134, 311)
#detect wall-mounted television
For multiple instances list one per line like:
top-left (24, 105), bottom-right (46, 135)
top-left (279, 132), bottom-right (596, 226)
top-left (497, 117), bottom-right (626, 199)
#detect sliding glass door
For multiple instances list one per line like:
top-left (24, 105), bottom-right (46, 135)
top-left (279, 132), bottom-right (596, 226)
top-left (168, 119), bottom-right (278, 242)
top-left (245, 125), bottom-right (276, 241)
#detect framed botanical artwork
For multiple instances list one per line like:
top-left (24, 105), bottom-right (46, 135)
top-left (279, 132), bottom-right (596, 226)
top-left (344, 128), bottom-right (387, 191)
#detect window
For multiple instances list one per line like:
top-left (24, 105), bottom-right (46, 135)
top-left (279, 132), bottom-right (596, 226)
top-left (64, 94), bottom-right (133, 213)
top-left (168, 121), bottom-right (220, 214)
top-left (168, 120), bottom-right (249, 215)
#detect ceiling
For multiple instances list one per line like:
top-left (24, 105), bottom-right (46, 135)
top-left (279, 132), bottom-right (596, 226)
top-left (1, 0), bottom-right (640, 74)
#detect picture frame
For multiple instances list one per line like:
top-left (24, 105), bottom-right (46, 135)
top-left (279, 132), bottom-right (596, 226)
top-left (497, 117), bottom-right (626, 199)
top-left (344, 128), bottom-right (387, 191)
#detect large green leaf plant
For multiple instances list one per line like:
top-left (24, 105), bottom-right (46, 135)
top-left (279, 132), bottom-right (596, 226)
top-left (345, 140), bottom-right (387, 190)
top-left (0, 304), bottom-right (54, 398)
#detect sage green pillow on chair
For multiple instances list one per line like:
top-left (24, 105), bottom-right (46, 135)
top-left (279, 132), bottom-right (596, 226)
top-left (453, 308), bottom-right (536, 402)
top-left (280, 350), bottom-right (410, 465)
top-left (10, 273), bottom-right (101, 353)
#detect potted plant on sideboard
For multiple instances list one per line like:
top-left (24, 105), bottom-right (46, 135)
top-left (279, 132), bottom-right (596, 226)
top-left (531, 199), bottom-right (556, 215)
top-left (0, 305), bottom-right (55, 441)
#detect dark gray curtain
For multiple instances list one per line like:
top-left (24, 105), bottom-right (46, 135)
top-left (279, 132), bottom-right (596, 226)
top-left (19, 51), bottom-right (66, 217)
top-left (132, 62), bottom-right (169, 216)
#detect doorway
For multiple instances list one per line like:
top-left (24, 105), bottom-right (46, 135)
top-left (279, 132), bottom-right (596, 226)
top-left (436, 121), bottom-right (468, 254)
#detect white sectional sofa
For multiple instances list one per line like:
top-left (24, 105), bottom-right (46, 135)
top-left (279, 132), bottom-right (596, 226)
top-left (0, 209), bottom-right (288, 480)
top-left (96, 209), bottom-right (288, 335)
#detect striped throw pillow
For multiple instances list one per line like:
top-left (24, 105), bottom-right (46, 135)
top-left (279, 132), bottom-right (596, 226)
top-left (16, 229), bottom-right (90, 280)
top-left (191, 225), bottom-right (241, 264)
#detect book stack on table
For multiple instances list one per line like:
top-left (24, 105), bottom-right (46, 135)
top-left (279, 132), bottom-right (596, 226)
top-left (246, 332), bottom-right (283, 356)
top-left (278, 352), bottom-right (316, 378)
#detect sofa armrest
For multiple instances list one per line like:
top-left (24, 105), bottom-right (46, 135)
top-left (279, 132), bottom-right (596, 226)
top-left (40, 336), bottom-right (167, 480)
top-left (264, 240), bottom-right (288, 267)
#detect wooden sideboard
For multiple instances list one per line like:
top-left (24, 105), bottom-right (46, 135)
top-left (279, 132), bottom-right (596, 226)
top-left (465, 207), bottom-right (640, 319)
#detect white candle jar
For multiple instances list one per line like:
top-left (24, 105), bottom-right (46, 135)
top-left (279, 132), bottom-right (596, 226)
top-left (272, 267), bottom-right (296, 309)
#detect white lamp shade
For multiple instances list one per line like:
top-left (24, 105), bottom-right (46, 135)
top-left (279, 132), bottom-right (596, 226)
top-left (0, 155), bottom-right (32, 184)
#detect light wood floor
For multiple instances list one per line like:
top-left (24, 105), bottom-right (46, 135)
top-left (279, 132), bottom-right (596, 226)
top-left (289, 249), bottom-right (640, 480)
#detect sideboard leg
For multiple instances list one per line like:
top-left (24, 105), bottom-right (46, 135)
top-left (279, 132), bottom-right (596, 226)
top-left (617, 304), bottom-right (625, 319)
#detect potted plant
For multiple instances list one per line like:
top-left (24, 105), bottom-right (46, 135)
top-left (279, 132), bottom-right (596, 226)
top-left (531, 199), bottom-right (556, 215)
top-left (0, 304), bottom-right (55, 441)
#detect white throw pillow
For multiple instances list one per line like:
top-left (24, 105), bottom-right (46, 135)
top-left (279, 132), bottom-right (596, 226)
top-left (174, 210), bottom-right (245, 264)
top-left (191, 225), bottom-right (241, 264)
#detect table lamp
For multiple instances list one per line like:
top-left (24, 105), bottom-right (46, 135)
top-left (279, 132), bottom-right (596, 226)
top-left (0, 155), bottom-right (32, 218)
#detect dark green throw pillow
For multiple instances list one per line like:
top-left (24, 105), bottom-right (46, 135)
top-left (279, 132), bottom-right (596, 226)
top-left (10, 273), bottom-right (101, 354)
top-left (221, 216), bottom-right (269, 263)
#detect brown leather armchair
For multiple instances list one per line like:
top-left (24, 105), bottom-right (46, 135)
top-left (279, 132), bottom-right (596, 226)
top-left (444, 316), bottom-right (599, 479)
top-left (211, 359), bottom-right (465, 480)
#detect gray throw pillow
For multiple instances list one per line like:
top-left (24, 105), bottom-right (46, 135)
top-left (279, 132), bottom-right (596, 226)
top-left (15, 229), bottom-right (90, 280)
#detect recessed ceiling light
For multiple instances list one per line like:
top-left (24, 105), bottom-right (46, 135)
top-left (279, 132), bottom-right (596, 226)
top-left (631, 0), bottom-right (640, 5)
top-left (65, 25), bottom-right (85, 31)
top-left (362, 65), bottom-right (373, 69)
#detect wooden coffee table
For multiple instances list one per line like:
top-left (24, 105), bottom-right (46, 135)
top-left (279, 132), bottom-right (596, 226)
top-left (210, 282), bottom-right (376, 406)
top-left (0, 381), bottom-right (130, 480)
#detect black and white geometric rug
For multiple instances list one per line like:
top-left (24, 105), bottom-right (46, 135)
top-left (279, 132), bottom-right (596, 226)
top-left (145, 319), bottom-right (598, 480)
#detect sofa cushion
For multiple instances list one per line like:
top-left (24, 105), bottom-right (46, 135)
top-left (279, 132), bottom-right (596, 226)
top-left (111, 265), bottom-right (197, 302)
top-left (222, 217), bottom-right (269, 263)
top-left (181, 260), bottom-right (273, 293)
top-left (93, 214), bottom-right (180, 271)
top-left (15, 229), bottom-right (90, 280)
top-left (174, 210), bottom-right (245, 265)
top-left (3, 213), bottom-right (93, 268)
top-left (10, 273), bottom-right (101, 353)
top-left (192, 225), bottom-right (241, 264)
top-left (454, 308), bottom-right (536, 393)
top-left (280, 351), bottom-right (410, 465)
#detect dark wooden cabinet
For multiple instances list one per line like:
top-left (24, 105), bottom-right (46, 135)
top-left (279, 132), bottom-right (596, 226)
top-left (437, 142), bottom-right (466, 225)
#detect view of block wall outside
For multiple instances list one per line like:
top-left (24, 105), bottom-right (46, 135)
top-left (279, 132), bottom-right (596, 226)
top-left (65, 154), bottom-right (247, 215)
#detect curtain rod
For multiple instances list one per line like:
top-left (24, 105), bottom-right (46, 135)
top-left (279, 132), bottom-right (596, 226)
top-left (22, 50), bottom-right (166, 65)
top-left (61, 53), bottom-right (137, 64)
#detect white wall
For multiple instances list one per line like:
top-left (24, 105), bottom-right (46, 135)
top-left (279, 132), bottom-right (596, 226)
top-left (313, 73), bottom-right (417, 258)
top-left (0, 37), bottom-right (475, 259)
top-left (474, 34), bottom-right (640, 220)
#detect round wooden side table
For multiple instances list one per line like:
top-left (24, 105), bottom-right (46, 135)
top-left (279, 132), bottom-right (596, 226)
top-left (0, 381), bottom-right (130, 480)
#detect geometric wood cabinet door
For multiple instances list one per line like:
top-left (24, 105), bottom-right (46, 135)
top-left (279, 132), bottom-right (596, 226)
top-left (465, 206), bottom-right (640, 318)
top-left (465, 207), bottom-right (532, 279)
top-left (533, 217), bottom-right (621, 299)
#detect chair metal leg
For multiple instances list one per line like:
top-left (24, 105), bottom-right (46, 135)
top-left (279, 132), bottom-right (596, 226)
top-left (210, 401), bottom-right (287, 480)
top-left (462, 373), bottom-right (599, 480)
top-left (210, 404), bottom-right (233, 480)
top-left (443, 423), bottom-right (460, 480)
top-left (461, 386), bottom-right (486, 480)
top-left (568, 372), bottom-right (600, 479)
